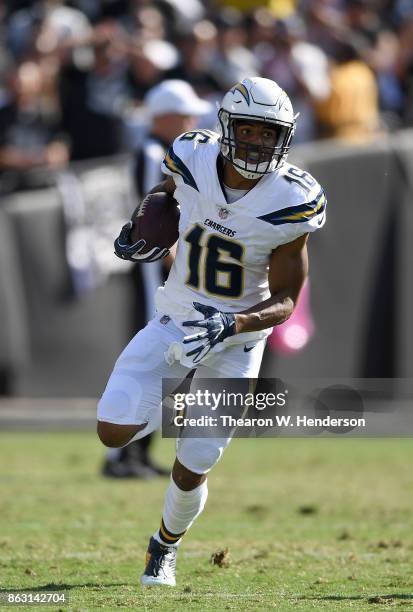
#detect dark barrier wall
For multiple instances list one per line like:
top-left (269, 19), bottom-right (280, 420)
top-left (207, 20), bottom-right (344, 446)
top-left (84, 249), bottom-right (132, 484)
top-left (0, 130), bottom-right (412, 396)
top-left (395, 131), bottom-right (413, 378)
top-left (3, 189), bottom-right (135, 396)
top-left (0, 207), bottom-right (30, 392)
top-left (277, 131), bottom-right (413, 380)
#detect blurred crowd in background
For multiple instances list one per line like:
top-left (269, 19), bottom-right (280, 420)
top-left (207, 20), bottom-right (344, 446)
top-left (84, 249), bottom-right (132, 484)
top-left (0, 0), bottom-right (412, 194)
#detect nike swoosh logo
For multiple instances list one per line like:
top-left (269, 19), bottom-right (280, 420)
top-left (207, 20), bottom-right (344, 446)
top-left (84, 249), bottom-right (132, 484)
top-left (244, 345), bottom-right (255, 353)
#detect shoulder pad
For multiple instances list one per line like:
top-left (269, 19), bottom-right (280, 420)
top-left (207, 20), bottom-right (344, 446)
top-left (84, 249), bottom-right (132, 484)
top-left (280, 163), bottom-right (321, 203)
top-left (162, 130), bottom-right (218, 191)
top-left (258, 164), bottom-right (326, 233)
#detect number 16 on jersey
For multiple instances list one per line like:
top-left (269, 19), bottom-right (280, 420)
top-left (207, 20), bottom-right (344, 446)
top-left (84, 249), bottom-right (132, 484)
top-left (185, 224), bottom-right (244, 299)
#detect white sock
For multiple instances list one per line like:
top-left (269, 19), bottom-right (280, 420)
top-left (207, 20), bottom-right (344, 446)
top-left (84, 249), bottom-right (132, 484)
top-left (154, 478), bottom-right (208, 547)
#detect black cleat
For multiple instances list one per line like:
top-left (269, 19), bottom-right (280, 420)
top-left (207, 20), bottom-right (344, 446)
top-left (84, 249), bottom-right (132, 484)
top-left (101, 459), bottom-right (155, 479)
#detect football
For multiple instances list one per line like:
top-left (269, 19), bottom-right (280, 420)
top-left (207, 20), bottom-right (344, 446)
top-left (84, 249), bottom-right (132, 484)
top-left (130, 192), bottom-right (180, 253)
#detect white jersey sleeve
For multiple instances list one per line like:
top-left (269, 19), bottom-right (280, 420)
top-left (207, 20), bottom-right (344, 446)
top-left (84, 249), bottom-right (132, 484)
top-left (257, 163), bottom-right (326, 248)
top-left (161, 130), bottom-right (216, 191)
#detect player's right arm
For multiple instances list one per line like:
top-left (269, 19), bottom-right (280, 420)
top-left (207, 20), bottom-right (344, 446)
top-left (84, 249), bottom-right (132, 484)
top-left (148, 175), bottom-right (176, 196)
top-left (128, 175), bottom-right (176, 221)
top-left (114, 176), bottom-right (177, 262)
top-left (115, 128), bottom-right (200, 263)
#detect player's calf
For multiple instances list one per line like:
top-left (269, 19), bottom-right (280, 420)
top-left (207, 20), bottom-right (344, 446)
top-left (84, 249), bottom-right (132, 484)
top-left (97, 421), bottom-right (147, 448)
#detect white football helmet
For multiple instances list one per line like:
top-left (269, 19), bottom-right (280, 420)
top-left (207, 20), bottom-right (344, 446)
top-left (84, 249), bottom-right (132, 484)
top-left (218, 77), bottom-right (296, 180)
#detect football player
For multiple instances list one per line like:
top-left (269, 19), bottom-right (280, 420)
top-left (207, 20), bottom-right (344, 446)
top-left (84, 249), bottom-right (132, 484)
top-left (97, 77), bottom-right (326, 586)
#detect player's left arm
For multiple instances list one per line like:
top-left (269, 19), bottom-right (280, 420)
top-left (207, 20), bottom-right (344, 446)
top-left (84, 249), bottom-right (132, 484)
top-left (234, 233), bottom-right (309, 334)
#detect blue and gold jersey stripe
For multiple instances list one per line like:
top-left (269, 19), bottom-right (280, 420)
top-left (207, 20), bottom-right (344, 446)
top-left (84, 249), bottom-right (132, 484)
top-left (257, 189), bottom-right (326, 226)
top-left (163, 146), bottom-right (199, 192)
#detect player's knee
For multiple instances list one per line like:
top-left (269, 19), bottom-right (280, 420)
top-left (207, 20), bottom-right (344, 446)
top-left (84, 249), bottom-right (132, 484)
top-left (176, 440), bottom-right (223, 477)
top-left (96, 421), bottom-right (146, 447)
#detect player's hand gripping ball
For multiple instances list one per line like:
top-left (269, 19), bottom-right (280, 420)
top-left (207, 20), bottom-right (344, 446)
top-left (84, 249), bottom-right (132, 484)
top-left (114, 192), bottom-right (180, 262)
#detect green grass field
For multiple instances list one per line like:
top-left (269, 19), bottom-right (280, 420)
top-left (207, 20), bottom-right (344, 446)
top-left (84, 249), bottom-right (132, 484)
top-left (1, 432), bottom-right (412, 611)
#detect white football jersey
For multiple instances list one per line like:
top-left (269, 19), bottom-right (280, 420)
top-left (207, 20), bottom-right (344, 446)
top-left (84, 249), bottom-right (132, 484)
top-left (155, 129), bottom-right (326, 348)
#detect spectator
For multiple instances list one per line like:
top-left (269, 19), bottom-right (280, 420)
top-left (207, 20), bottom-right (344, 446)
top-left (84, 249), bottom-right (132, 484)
top-left (365, 28), bottom-right (404, 128)
top-left (6, 3), bottom-right (42, 61)
top-left (396, 11), bottom-right (413, 126)
top-left (121, 3), bottom-right (166, 41)
top-left (261, 15), bottom-right (330, 142)
top-left (58, 20), bottom-right (129, 160)
top-left (315, 38), bottom-right (382, 143)
top-left (126, 39), bottom-right (179, 103)
top-left (207, 8), bottom-right (259, 90)
top-left (164, 22), bottom-right (220, 98)
top-left (3, 0), bottom-right (410, 149)
top-left (0, 60), bottom-right (68, 193)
